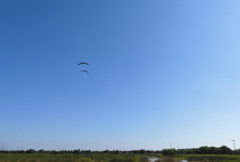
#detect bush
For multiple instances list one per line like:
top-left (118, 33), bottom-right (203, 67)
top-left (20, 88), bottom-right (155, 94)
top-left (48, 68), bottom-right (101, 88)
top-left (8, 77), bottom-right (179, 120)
top-left (161, 149), bottom-right (177, 156)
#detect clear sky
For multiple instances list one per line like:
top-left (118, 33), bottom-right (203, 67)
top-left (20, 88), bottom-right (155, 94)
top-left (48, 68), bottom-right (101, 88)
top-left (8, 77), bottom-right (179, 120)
top-left (1, 0), bottom-right (240, 151)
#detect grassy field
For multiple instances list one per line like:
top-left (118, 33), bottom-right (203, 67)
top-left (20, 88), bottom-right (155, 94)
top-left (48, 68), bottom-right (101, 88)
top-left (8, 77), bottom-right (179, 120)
top-left (0, 153), bottom-right (149, 162)
top-left (1, 153), bottom-right (240, 162)
top-left (173, 154), bottom-right (240, 162)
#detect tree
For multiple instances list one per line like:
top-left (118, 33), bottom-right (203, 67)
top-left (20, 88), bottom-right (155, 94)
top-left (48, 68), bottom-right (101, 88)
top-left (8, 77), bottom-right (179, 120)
top-left (199, 146), bottom-right (209, 154)
top-left (26, 149), bottom-right (35, 154)
top-left (161, 149), bottom-right (177, 156)
top-left (139, 149), bottom-right (146, 154)
top-left (73, 149), bottom-right (80, 154)
top-left (38, 149), bottom-right (45, 153)
top-left (219, 145), bottom-right (232, 154)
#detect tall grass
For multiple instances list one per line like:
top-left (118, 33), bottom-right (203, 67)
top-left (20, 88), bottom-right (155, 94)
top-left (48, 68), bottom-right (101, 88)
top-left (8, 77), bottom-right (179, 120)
top-left (0, 153), bottom-right (149, 162)
top-left (154, 157), bottom-right (183, 162)
top-left (187, 155), bottom-right (239, 162)
top-left (174, 154), bottom-right (240, 162)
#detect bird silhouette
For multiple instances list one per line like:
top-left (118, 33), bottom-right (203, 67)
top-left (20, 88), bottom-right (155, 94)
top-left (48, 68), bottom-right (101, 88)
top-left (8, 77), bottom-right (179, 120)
top-left (78, 62), bottom-right (89, 65)
top-left (80, 70), bottom-right (89, 73)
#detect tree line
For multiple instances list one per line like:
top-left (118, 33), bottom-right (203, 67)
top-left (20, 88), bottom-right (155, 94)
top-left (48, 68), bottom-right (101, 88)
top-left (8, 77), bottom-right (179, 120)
top-left (0, 145), bottom-right (238, 155)
top-left (162, 145), bottom-right (239, 156)
top-left (0, 149), bottom-right (156, 155)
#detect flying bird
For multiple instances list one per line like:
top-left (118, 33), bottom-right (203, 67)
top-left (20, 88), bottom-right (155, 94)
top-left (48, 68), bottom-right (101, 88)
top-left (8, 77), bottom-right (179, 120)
top-left (78, 62), bottom-right (89, 65)
top-left (80, 70), bottom-right (89, 73)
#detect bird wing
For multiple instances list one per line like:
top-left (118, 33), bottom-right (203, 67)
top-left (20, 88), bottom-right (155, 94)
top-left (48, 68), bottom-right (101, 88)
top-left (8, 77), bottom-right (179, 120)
top-left (80, 70), bottom-right (89, 73)
top-left (78, 62), bottom-right (89, 65)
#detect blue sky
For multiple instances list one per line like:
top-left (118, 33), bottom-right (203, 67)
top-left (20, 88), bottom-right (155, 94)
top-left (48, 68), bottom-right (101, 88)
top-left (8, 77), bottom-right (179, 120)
top-left (1, 0), bottom-right (240, 151)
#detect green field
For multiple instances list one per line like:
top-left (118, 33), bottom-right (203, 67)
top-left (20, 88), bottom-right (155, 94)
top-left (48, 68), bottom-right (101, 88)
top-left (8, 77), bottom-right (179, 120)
top-left (0, 153), bottom-right (149, 162)
top-left (173, 154), bottom-right (240, 162)
top-left (1, 153), bottom-right (240, 162)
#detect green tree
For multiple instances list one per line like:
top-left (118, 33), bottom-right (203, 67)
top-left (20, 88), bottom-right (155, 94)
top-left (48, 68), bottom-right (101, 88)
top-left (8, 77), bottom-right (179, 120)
top-left (161, 149), bottom-right (177, 156)
top-left (199, 146), bottom-right (209, 154)
top-left (219, 145), bottom-right (232, 154)
top-left (26, 149), bottom-right (35, 154)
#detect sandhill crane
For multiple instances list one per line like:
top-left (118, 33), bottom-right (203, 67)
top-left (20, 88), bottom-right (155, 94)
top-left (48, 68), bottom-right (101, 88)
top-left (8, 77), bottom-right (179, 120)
top-left (78, 62), bottom-right (89, 65)
top-left (80, 70), bottom-right (89, 73)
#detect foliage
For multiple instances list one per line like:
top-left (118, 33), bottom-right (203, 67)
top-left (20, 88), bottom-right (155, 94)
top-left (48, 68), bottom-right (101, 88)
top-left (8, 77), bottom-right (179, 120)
top-left (174, 154), bottom-right (240, 162)
top-left (161, 149), bottom-right (177, 156)
top-left (26, 149), bottom-right (36, 154)
top-left (178, 145), bottom-right (233, 155)
top-left (187, 155), bottom-right (239, 162)
top-left (0, 153), bottom-right (149, 162)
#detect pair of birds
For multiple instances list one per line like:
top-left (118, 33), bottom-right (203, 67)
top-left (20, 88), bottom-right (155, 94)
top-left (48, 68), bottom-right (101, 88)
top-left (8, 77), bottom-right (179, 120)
top-left (78, 62), bottom-right (89, 73)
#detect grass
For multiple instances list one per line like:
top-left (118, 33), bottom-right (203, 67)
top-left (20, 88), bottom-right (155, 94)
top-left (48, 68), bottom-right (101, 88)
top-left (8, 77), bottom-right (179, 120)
top-left (174, 154), bottom-right (240, 162)
top-left (1, 153), bottom-right (240, 162)
top-left (154, 157), bottom-right (182, 162)
top-left (0, 153), bottom-right (149, 162)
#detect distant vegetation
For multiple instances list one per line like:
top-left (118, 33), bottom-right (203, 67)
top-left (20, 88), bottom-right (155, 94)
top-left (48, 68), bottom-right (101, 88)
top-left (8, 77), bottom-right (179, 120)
top-left (1, 146), bottom-right (240, 162)
top-left (0, 149), bottom-right (153, 162)
top-left (160, 146), bottom-right (240, 162)
top-left (0, 149), bottom-right (157, 155)
top-left (162, 145), bottom-right (238, 156)
top-left (0, 154), bottom-right (150, 162)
